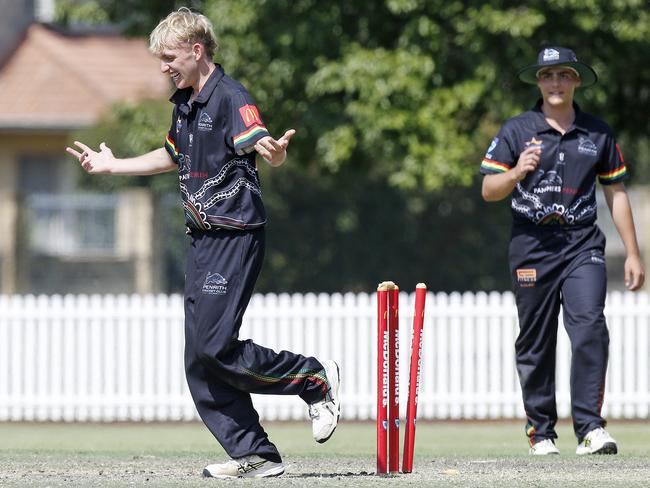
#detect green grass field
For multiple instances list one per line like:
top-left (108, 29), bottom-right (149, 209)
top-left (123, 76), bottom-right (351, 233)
top-left (1, 420), bottom-right (649, 487)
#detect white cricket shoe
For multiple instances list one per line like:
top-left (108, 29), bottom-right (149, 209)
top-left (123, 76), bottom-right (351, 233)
top-left (308, 359), bottom-right (341, 443)
top-left (576, 427), bottom-right (618, 455)
top-left (529, 438), bottom-right (560, 455)
top-left (202, 455), bottom-right (285, 479)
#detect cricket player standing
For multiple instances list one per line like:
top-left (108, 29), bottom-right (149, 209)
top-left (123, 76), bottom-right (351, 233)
top-left (66, 8), bottom-right (340, 478)
top-left (480, 47), bottom-right (644, 455)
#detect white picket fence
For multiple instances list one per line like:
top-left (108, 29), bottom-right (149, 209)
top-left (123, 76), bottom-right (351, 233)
top-left (0, 291), bottom-right (648, 422)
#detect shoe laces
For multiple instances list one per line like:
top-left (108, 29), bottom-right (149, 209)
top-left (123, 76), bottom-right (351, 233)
top-left (309, 399), bottom-right (334, 420)
top-left (308, 404), bottom-right (320, 419)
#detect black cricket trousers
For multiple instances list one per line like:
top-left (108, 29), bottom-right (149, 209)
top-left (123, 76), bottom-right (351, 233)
top-left (184, 227), bottom-right (326, 462)
top-left (509, 224), bottom-right (609, 443)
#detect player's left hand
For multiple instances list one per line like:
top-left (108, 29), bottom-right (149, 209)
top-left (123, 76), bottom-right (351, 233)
top-left (624, 254), bottom-right (645, 291)
top-left (255, 129), bottom-right (296, 166)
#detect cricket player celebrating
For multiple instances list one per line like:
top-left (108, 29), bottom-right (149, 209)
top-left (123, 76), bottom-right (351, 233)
top-left (66, 8), bottom-right (340, 478)
top-left (480, 47), bottom-right (644, 455)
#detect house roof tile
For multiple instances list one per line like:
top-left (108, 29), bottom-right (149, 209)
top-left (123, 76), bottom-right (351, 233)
top-left (0, 24), bottom-right (170, 131)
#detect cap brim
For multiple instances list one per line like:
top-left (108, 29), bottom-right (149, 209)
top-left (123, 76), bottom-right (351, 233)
top-left (517, 62), bottom-right (598, 87)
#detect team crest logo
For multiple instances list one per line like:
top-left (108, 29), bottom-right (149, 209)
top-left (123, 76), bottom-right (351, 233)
top-left (542, 48), bottom-right (560, 61)
top-left (198, 112), bottom-right (213, 131)
top-left (578, 137), bottom-right (598, 156)
top-left (176, 116), bottom-right (182, 134)
top-left (239, 104), bottom-right (262, 127)
top-left (202, 272), bottom-right (228, 295)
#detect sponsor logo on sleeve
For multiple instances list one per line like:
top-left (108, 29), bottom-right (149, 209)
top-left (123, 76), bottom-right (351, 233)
top-left (239, 104), bottom-right (262, 127)
top-left (485, 137), bottom-right (499, 158)
top-left (516, 268), bottom-right (537, 288)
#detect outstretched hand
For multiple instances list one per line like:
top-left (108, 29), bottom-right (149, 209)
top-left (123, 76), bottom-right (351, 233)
top-left (254, 129), bottom-right (296, 166)
top-left (65, 141), bottom-right (115, 174)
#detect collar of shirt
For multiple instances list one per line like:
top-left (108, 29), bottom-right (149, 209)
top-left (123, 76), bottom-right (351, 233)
top-left (530, 98), bottom-right (589, 136)
top-left (169, 63), bottom-right (226, 112)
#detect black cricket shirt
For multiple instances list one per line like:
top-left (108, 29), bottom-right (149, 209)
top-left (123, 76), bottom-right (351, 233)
top-left (480, 100), bottom-right (627, 226)
top-left (164, 64), bottom-right (271, 230)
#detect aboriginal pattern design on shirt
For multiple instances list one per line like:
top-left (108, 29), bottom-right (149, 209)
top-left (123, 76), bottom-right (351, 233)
top-left (513, 182), bottom-right (597, 225)
top-left (182, 200), bottom-right (210, 230)
top-left (179, 158), bottom-right (261, 229)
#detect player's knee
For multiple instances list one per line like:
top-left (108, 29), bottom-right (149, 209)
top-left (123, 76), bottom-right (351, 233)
top-left (196, 338), bottom-right (239, 366)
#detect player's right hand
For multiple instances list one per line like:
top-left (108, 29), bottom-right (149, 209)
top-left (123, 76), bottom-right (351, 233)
top-left (513, 145), bottom-right (541, 181)
top-left (65, 141), bottom-right (115, 174)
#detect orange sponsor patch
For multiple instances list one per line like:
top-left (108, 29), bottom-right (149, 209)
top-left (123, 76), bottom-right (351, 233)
top-left (516, 268), bottom-right (537, 287)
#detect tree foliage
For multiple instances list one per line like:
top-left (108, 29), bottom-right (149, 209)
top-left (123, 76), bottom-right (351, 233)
top-left (197, 0), bottom-right (650, 189)
top-left (73, 99), bottom-right (177, 196)
top-left (62, 0), bottom-right (650, 292)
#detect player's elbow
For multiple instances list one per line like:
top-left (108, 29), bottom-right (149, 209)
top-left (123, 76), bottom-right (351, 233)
top-left (482, 190), bottom-right (504, 202)
top-left (481, 174), bottom-right (512, 202)
top-left (481, 182), bottom-right (498, 202)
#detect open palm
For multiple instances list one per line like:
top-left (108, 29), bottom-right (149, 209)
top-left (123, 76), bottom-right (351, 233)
top-left (65, 141), bottom-right (115, 174)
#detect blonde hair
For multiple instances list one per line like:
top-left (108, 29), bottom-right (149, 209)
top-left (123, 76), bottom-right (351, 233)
top-left (149, 7), bottom-right (218, 58)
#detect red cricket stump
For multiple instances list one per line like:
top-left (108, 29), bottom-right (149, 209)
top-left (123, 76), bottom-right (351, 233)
top-left (402, 283), bottom-right (427, 473)
top-left (376, 283), bottom-right (389, 474)
top-left (388, 284), bottom-right (400, 473)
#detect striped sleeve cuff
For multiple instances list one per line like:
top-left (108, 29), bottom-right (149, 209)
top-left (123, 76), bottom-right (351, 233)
top-left (165, 133), bottom-right (179, 163)
top-left (480, 159), bottom-right (510, 174)
top-left (598, 165), bottom-right (627, 184)
top-left (234, 124), bottom-right (270, 155)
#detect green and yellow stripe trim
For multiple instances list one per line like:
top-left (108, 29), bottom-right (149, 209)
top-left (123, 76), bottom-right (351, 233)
top-left (242, 367), bottom-right (328, 394)
top-left (165, 133), bottom-right (179, 160)
top-left (598, 165), bottom-right (626, 183)
top-left (481, 159), bottom-right (510, 173)
top-left (233, 124), bottom-right (269, 149)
